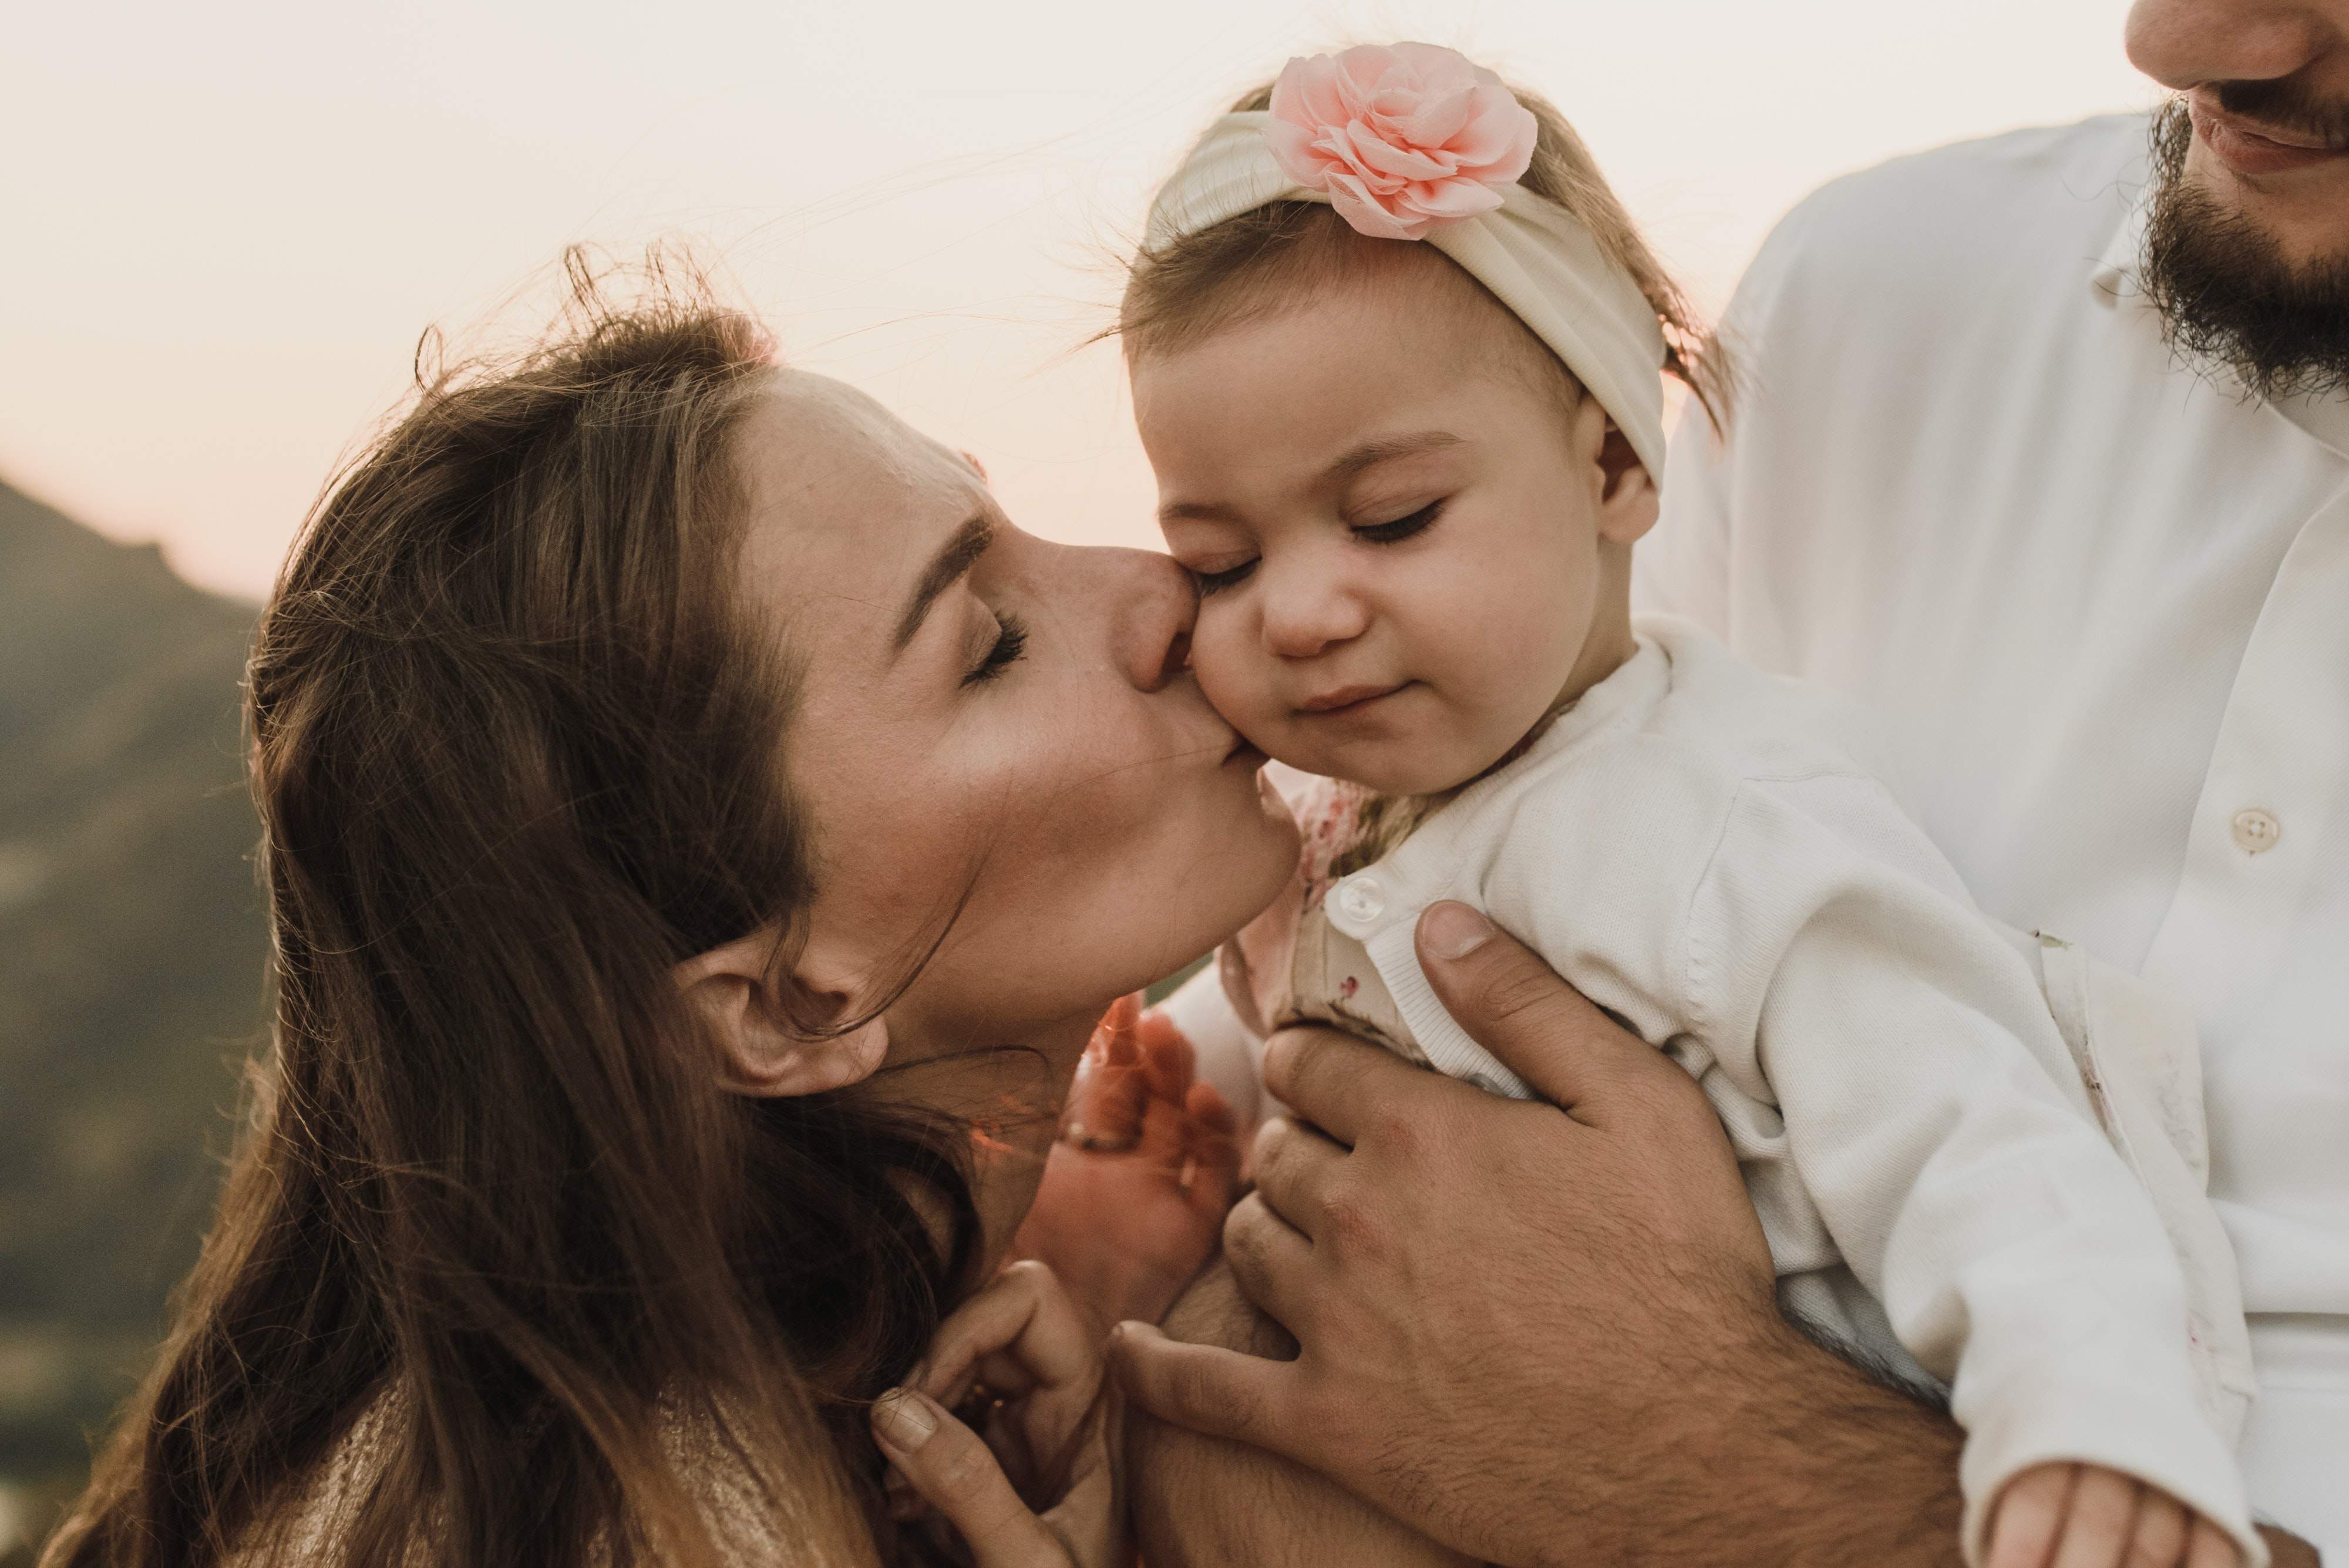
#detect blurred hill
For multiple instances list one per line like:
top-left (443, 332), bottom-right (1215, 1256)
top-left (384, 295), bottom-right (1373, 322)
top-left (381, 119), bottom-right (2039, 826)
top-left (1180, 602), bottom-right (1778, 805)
top-left (0, 479), bottom-right (265, 1554)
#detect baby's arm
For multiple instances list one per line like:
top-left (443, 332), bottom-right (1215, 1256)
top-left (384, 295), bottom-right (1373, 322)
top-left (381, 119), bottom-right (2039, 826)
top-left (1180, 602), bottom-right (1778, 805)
top-left (1677, 776), bottom-right (2257, 1566)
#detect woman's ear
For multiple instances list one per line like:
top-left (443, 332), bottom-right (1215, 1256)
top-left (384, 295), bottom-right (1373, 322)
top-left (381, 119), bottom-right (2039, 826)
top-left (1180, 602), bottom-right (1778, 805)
top-left (673, 931), bottom-right (890, 1098)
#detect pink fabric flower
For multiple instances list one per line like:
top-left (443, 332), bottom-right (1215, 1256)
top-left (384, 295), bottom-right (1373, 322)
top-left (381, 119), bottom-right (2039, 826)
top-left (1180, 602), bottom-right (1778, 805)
top-left (1263, 43), bottom-right (1539, 241)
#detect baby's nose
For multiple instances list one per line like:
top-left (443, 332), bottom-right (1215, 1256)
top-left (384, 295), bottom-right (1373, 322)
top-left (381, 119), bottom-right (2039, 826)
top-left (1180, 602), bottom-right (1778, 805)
top-left (1259, 570), bottom-right (1370, 659)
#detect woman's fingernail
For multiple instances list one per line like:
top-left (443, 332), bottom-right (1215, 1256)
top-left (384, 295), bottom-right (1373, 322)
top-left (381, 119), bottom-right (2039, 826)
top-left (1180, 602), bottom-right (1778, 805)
top-left (1421, 901), bottom-right (1495, 960)
top-left (871, 1388), bottom-right (938, 1452)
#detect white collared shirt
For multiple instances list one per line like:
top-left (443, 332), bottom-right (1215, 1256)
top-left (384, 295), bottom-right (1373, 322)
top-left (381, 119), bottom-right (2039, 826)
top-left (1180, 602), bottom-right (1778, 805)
top-left (1644, 113), bottom-right (2349, 1552)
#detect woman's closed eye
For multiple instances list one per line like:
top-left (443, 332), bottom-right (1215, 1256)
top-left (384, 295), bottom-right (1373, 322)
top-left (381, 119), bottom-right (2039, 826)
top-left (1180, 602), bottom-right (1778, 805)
top-left (963, 612), bottom-right (1028, 686)
top-left (1351, 499), bottom-right (1445, 544)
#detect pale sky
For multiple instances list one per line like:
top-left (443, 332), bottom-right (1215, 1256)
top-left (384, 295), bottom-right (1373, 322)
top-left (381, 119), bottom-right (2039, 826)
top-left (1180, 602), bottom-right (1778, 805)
top-left (2, 0), bottom-right (2160, 600)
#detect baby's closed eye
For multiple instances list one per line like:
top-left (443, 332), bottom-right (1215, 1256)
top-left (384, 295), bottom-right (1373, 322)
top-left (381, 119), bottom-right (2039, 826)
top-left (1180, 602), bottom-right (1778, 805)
top-left (1348, 499), bottom-right (1446, 544)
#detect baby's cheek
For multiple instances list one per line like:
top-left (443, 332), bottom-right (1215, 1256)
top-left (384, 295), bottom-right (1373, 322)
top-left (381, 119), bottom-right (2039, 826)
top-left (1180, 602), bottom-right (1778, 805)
top-left (1189, 614), bottom-right (1279, 736)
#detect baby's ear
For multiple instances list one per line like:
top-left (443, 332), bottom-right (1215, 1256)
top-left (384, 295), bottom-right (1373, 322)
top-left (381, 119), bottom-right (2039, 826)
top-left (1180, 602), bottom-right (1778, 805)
top-left (674, 931), bottom-right (890, 1098)
top-left (1593, 417), bottom-right (1660, 547)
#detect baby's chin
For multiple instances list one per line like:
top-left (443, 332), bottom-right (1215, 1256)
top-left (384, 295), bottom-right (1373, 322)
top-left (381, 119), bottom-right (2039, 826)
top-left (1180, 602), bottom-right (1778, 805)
top-left (1258, 726), bottom-right (1495, 797)
top-left (1344, 754), bottom-right (1492, 796)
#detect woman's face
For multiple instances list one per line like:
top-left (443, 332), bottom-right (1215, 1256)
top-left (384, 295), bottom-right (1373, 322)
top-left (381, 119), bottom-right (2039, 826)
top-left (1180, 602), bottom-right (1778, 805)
top-left (731, 371), bottom-right (1297, 1126)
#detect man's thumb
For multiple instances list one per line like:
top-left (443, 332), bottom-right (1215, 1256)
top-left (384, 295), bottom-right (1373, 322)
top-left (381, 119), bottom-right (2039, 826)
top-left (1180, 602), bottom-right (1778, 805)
top-left (1414, 901), bottom-right (1660, 1118)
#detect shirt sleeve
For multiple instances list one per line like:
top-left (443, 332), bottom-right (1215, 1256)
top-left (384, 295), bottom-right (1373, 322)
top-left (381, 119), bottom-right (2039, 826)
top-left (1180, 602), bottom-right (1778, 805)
top-left (1684, 771), bottom-right (2257, 1566)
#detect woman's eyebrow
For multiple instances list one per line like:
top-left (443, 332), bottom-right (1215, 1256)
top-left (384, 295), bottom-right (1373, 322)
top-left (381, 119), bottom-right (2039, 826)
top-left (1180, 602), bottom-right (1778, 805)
top-left (893, 512), bottom-right (994, 655)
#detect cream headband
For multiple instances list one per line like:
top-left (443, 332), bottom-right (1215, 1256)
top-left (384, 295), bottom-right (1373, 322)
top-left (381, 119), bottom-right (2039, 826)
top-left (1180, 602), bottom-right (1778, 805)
top-left (1143, 46), bottom-right (1668, 482)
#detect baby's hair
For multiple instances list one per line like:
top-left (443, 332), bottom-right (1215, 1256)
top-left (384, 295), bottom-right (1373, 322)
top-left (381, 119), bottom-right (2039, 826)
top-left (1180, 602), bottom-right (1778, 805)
top-left (1120, 71), bottom-right (1732, 431)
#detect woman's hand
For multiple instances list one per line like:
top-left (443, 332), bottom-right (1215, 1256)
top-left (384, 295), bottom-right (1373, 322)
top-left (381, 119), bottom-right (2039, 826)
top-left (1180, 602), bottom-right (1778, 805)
top-left (1012, 995), bottom-right (1240, 1330)
top-left (870, 1260), bottom-right (1125, 1568)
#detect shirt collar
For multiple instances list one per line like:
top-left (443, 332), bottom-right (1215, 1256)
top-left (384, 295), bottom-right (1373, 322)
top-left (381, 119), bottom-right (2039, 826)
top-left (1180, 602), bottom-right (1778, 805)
top-left (2277, 384), bottom-right (2349, 459)
top-left (2089, 174), bottom-right (2153, 307)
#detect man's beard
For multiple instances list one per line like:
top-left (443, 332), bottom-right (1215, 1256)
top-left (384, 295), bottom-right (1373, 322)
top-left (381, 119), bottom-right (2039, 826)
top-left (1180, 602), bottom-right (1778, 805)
top-left (2141, 96), bottom-right (2349, 402)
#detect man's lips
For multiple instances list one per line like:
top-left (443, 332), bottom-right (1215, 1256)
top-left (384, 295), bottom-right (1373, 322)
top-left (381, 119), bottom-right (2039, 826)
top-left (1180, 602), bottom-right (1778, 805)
top-left (2190, 91), bottom-right (2349, 177)
top-left (1294, 681), bottom-right (1406, 717)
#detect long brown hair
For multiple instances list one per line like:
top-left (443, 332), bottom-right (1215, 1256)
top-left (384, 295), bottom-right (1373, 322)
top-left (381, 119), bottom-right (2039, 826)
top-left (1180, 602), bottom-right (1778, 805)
top-left (45, 254), bottom-right (978, 1568)
top-left (1120, 69), bottom-right (1732, 428)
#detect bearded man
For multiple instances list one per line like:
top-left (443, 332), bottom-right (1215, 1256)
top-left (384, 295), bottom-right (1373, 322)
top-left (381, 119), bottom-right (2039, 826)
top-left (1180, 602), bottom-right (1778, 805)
top-left (1644, 0), bottom-right (2349, 1554)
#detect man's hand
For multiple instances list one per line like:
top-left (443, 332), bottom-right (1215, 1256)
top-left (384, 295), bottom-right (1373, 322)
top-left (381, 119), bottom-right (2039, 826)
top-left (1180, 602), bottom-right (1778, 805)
top-left (1109, 902), bottom-right (1968, 1568)
top-left (1012, 996), bottom-right (1239, 1332)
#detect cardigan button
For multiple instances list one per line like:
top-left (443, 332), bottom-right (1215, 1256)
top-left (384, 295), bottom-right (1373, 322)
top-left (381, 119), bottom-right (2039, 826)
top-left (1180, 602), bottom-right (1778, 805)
top-left (1332, 876), bottom-right (1388, 926)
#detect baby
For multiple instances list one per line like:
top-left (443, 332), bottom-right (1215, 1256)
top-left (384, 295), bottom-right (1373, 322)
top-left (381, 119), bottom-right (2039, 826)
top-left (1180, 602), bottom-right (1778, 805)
top-left (1128, 43), bottom-right (2262, 1568)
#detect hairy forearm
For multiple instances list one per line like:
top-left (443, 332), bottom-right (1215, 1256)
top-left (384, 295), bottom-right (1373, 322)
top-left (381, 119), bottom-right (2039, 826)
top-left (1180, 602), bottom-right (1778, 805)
top-left (1496, 1313), bottom-right (1966, 1568)
top-left (1136, 1267), bottom-right (1966, 1568)
top-left (1692, 1326), bottom-right (1965, 1568)
top-left (1126, 1260), bottom-right (1480, 1568)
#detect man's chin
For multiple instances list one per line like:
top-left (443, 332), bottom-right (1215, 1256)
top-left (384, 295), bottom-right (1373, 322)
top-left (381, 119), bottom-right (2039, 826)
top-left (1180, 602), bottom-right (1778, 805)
top-left (2143, 102), bottom-right (2349, 402)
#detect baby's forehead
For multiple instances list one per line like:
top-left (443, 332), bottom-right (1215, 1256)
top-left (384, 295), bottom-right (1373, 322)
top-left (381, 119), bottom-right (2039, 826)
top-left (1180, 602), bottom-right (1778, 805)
top-left (1271, 243), bottom-right (1580, 413)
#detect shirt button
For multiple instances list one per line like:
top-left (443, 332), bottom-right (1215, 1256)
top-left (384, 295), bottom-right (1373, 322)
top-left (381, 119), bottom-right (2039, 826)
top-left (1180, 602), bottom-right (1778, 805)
top-left (2230, 808), bottom-right (2281, 856)
top-left (1332, 876), bottom-right (1387, 924)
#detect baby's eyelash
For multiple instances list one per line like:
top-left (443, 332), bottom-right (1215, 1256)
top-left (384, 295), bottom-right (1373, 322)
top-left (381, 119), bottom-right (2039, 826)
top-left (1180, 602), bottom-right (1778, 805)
top-left (963, 613), bottom-right (1028, 686)
top-left (1353, 500), bottom-right (1445, 544)
top-left (1182, 500), bottom-right (1440, 597)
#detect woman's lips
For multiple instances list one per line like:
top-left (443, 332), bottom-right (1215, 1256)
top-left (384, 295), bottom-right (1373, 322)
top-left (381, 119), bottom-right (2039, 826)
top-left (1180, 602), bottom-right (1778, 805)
top-left (1295, 681), bottom-right (1406, 718)
top-left (2190, 92), bottom-right (2349, 178)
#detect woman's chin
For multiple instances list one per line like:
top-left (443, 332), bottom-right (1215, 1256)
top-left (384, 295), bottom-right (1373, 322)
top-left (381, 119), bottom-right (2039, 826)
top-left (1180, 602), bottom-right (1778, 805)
top-left (1218, 767), bottom-right (1306, 932)
top-left (1258, 770), bottom-right (1304, 867)
top-left (1118, 776), bottom-right (1297, 1000)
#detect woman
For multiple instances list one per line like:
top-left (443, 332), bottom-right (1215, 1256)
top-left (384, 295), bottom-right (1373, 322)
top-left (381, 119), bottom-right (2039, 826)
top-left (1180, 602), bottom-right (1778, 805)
top-left (43, 261), bottom-right (1297, 1568)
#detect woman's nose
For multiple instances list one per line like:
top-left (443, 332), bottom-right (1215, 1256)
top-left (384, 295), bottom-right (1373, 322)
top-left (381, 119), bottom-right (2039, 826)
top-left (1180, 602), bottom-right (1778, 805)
top-left (1258, 560), bottom-right (1369, 661)
top-left (1099, 546), bottom-right (1197, 692)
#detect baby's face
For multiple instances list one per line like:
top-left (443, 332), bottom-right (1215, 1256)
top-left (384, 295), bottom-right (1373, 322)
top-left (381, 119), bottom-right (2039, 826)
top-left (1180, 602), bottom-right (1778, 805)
top-left (1132, 274), bottom-right (1650, 795)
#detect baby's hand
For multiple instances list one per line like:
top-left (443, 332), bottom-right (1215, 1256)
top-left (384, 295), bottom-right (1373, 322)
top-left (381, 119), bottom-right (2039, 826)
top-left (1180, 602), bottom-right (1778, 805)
top-left (1986, 1463), bottom-right (2240, 1568)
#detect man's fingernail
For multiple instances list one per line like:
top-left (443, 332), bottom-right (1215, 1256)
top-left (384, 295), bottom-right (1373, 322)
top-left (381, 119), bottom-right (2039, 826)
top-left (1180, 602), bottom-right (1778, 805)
top-left (1421, 900), bottom-right (1495, 960)
top-left (871, 1388), bottom-right (937, 1452)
